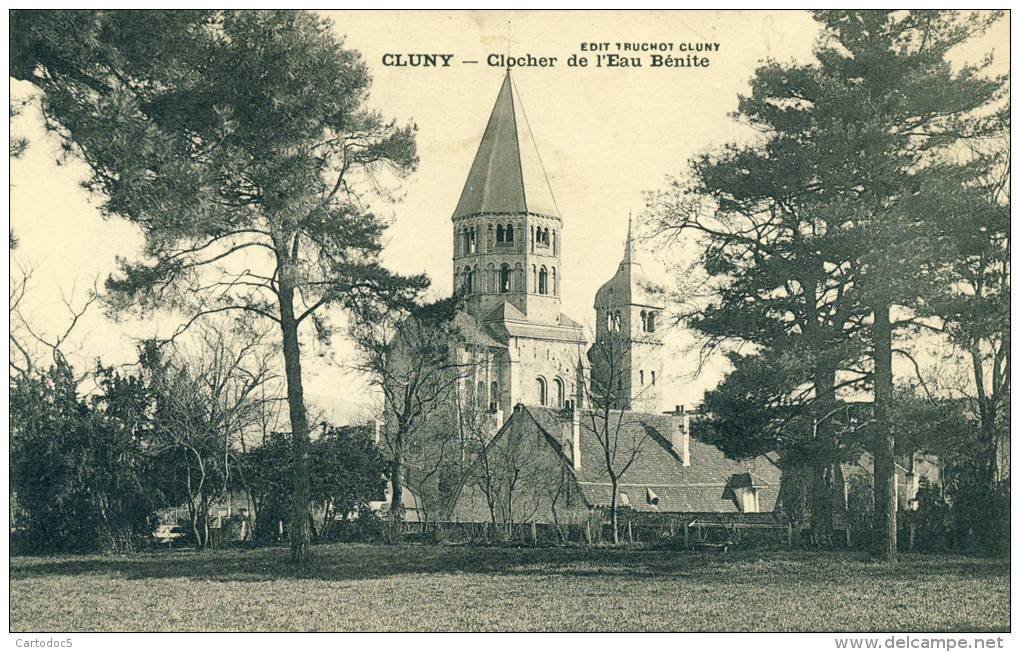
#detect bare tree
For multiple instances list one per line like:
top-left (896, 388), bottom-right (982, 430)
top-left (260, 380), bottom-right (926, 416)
top-left (403, 406), bottom-right (463, 528)
top-left (348, 294), bottom-right (470, 532)
top-left (149, 320), bottom-right (279, 547)
top-left (581, 330), bottom-right (659, 544)
top-left (9, 263), bottom-right (100, 384)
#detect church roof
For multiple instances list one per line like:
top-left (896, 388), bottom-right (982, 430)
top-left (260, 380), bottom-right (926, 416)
top-left (514, 405), bottom-right (783, 513)
top-left (453, 71), bottom-right (560, 219)
top-left (451, 311), bottom-right (505, 349)
top-left (483, 300), bottom-right (527, 323)
top-left (478, 301), bottom-right (585, 345)
top-left (593, 215), bottom-right (663, 310)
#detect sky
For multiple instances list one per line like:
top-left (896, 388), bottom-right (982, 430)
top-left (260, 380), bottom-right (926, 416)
top-left (8, 10), bottom-right (1010, 422)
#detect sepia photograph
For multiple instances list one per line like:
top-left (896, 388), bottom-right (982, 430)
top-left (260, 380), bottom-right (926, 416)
top-left (6, 8), bottom-right (1011, 639)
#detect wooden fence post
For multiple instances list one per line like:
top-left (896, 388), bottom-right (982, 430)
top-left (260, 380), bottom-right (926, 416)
top-left (684, 522), bottom-right (690, 549)
top-left (786, 523), bottom-right (793, 548)
top-left (584, 521), bottom-right (592, 546)
top-left (530, 521), bottom-right (537, 545)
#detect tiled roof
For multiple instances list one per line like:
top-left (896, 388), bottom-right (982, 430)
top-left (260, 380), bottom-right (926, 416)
top-left (523, 406), bottom-right (782, 513)
top-left (453, 71), bottom-right (559, 219)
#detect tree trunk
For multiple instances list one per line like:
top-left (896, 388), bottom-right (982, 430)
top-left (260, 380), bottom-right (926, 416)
top-left (810, 368), bottom-right (838, 545)
top-left (202, 491), bottom-right (211, 550)
top-left (871, 300), bottom-right (897, 562)
top-left (278, 280), bottom-right (311, 563)
top-left (389, 454), bottom-right (405, 542)
top-left (610, 477), bottom-right (620, 545)
top-left (189, 500), bottom-right (201, 549)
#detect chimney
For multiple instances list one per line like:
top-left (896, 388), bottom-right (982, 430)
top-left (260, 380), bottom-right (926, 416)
top-left (671, 405), bottom-right (690, 467)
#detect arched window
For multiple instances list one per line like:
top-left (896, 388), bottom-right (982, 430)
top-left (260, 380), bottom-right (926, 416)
top-left (554, 378), bottom-right (565, 408)
top-left (496, 224), bottom-right (505, 243)
top-left (640, 310), bottom-right (648, 331)
top-left (613, 310), bottom-right (622, 331)
top-left (487, 224), bottom-right (494, 252)
top-left (538, 266), bottom-right (548, 295)
top-left (647, 311), bottom-right (656, 332)
top-left (530, 225), bottom-right (536, 252)
top-left (551, 267), bottom-right (557, 296)
top-left (651, 371), bottom-right (656, 386)
top-left (506, 224), bottom-right (514, 244)
top-left (536, 377), bottom-right (548, 406)
top-left (606, 311), bottom-right (613, 332)
top-left (499, 264), bottom-right (511, 293)
top-left (489, 381), bottom-right (499, 411)
top-left (639, 370), bottom-right (645, 386)
top-left (464, 267), bottom-right (474, 293)
top-left (552, 230), bottom-right (556, 254)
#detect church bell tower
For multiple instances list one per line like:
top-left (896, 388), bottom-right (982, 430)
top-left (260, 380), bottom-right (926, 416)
top-left (588, 217), bottom-right (664, 413)
top-left (451, 70), bottom-right (564, 325)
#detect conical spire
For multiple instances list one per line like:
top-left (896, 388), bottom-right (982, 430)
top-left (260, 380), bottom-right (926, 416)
top-left (594, 213), bottom-right (661, 310)
top-left (622, 212), bottom-right (637, 265)
top-left (453, 71), bottom-right (559, 219)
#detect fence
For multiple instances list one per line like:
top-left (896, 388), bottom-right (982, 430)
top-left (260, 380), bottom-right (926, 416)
top-left (402, 511), bottom-right (794, 549)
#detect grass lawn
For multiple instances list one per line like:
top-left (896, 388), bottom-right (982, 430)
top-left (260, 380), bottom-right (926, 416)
top-left (10, 543), bottom-right (1009, 632)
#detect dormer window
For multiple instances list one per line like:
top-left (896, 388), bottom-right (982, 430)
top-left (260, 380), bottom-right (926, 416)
top-left (645, 487), bottom-right (659, 508)
top-left (734, 487), bottom-right (760, 513)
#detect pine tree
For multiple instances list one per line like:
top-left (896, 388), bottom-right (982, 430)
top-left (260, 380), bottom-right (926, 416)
top-left (11, 10), bottom-right (425, 561)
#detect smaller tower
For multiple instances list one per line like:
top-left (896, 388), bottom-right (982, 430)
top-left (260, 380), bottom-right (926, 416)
top-left (588, 216), bottom-right (664, 413)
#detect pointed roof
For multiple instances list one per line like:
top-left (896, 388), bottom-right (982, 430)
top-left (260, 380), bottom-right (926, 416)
top-left (594, 216), bottom-right (662, 309)
top-left (622, 212), bottom-right (637, 265)
top-left (453, 71), bottom-right (559, 219)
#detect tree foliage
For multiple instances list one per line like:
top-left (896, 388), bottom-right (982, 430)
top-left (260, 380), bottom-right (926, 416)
top-left (649, 10), bottom-right (1006, 557)
top-left (11, 10), bottom-right (426, 560)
